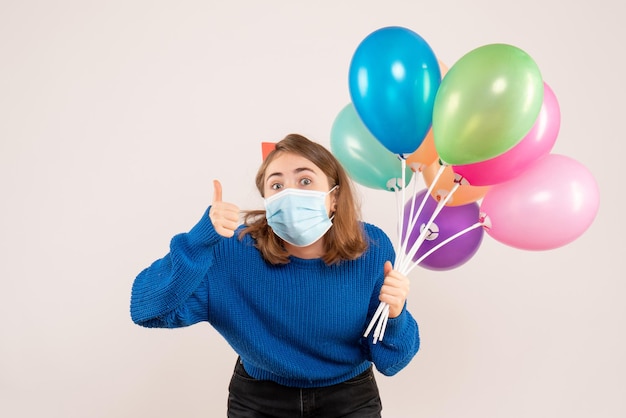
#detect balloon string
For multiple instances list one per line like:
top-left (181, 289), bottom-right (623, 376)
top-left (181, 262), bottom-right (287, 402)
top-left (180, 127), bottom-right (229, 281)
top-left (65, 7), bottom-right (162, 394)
top-left (394, 157), bottom-right (407, 261)
top-left (401, 164), bottom-right (445, 261)
top-left (365, 302), bottom-right (390, 344)
top-left (404, 221), bottom-right (484, 276)
top-left (397, 163), bottom-right (445, 269)
top-left (397, 171), bottom-right (419, 268)
top-left (363, 300), bottom-right (387, 338)
top-left (372, 304), bottom-right (390, 343)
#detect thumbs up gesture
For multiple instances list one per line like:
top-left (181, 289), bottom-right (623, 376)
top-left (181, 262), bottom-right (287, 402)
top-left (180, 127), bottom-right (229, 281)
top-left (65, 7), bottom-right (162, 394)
top-left (209, 180), bottom-right (240, 238)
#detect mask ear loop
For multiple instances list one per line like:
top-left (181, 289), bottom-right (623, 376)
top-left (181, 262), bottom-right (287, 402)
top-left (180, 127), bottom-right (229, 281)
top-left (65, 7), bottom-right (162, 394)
top-left (328, 185), bottom-right (339, 217)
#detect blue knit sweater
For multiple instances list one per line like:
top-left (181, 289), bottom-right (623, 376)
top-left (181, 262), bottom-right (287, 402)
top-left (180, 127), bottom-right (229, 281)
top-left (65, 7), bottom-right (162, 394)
top-left (130, 207), bottom-right (419, 388)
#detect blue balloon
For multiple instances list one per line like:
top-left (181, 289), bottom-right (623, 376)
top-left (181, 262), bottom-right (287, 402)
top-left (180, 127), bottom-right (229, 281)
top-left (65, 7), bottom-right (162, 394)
top-left (349, 26), bottom-right (441, 155)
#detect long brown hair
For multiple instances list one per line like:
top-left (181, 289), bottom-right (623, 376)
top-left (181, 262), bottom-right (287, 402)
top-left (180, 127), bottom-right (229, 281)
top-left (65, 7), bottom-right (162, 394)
top-left (239, 133), bottom-right (367, 265)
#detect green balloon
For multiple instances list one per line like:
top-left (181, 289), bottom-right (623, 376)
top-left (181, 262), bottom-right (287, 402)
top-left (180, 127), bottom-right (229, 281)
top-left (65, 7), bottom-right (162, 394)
top-left (433, 44), bottom-right (544, 165)
top-left (330, 103), bottom-right (412, 191)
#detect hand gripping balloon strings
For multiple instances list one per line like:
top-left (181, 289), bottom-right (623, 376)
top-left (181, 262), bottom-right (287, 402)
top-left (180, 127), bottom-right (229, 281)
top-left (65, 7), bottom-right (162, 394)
top-left (364, 162), bottom-right (446, 343)
top-left (365, 163), bottom-right (474, 343)
top-left (379, 179), bottom-right (459, 341)
top-left (366, 156), bottom-right (413, 344)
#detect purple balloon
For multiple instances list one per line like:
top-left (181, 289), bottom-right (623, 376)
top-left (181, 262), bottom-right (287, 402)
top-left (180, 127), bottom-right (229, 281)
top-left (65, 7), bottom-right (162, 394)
top-left (402, 189), bottom-right (484, 271)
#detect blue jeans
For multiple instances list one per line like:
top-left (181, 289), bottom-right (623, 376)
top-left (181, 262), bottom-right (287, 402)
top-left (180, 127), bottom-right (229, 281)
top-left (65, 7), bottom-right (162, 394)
top-left (227, 359), bottom-right (383, 417)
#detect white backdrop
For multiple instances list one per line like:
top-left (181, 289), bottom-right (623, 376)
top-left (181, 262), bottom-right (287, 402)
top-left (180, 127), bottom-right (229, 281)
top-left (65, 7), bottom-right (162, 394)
top-left (1, 1), bottom-right (623, 417)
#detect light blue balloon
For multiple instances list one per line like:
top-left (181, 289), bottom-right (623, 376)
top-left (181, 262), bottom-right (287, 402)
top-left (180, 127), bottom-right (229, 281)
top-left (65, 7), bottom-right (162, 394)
top-left (331, 103), bottom-right (413, 191)
top-left (349, 26), bottom-right (441, 155)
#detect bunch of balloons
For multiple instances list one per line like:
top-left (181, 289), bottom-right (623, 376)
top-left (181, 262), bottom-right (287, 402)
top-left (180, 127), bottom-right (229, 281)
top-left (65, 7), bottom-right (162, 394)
top-left (330, 26), bottom-right (600, 343)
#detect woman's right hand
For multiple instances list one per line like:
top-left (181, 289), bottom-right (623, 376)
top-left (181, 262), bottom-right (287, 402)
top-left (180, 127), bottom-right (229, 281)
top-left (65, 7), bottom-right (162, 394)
top-left (209, 179), bottom-right (240, 238)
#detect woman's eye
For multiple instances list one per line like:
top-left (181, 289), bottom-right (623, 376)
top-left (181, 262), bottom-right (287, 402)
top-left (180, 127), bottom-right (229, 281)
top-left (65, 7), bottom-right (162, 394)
top-left (271, 183), bottom-right (283, 190)
top-left (300, 178), bottom-right (312, 186)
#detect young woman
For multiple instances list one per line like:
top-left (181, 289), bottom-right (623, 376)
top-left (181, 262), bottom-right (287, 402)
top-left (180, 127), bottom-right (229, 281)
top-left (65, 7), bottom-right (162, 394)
top-left (131, 133), bottom-right (419, 417)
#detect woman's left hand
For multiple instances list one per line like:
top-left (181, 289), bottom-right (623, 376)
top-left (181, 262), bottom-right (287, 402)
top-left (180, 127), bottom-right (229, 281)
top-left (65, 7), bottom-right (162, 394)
top-left (379, 261), bottom-right (410, 318)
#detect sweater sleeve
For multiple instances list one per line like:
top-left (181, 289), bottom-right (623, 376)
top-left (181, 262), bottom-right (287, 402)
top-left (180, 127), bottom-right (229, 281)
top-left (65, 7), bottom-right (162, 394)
top-left (130, 207), bottom-right (221, 328)
top-left (366, 307), bottom-right (420, 376)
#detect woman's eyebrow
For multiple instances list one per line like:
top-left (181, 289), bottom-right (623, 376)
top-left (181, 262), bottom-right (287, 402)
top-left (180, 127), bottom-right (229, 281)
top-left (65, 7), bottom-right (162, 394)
top-left (266, 167), bottom-right (316, 182)
top-left (266, 172), bottom-right (283, 181)
top-left (294, 167), bottom-right (317, 175)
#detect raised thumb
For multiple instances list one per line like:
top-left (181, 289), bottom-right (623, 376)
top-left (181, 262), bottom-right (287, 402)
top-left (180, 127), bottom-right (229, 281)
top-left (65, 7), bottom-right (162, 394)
top-left (212, 179), bottom-right (223, 203)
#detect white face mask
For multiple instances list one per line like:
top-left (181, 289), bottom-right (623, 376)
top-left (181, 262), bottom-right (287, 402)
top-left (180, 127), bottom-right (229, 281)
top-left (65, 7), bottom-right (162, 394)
top-left (264, 186), bottom-right (338, 247)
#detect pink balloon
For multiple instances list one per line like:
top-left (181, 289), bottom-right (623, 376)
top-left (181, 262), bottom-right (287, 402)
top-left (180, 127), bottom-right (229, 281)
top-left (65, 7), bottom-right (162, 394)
top-left (480, 154), bottom-right (599, 251)
top-left (453, 83), bottom-right (561, 186)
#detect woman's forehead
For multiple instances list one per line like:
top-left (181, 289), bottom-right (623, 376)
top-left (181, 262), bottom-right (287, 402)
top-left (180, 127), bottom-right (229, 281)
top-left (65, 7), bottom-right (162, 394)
top-left (265, 153), bottom-right (322, 176)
